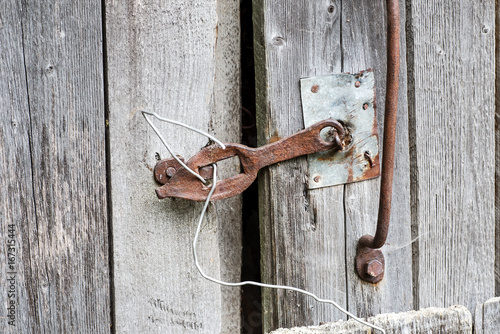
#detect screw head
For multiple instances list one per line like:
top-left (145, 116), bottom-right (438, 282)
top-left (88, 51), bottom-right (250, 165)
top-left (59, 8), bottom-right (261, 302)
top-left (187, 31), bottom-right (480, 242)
top-left (355, 81), bottom-right (361, 88)
top-left (363, 103), bottom-right (369, 110)
top-left (166, 166), bottom-right (177, 177)
top-left (365, 260), bottom-right (384, 277)
top-left (313, 175), bottom-right (320, 183)
top-left (311, 84), bottom-right (319, 93)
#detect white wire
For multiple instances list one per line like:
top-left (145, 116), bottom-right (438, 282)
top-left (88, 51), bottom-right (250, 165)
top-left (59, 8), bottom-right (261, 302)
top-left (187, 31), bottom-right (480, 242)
top-left (141, 110), bottom-right (226, 183)
top-left (141, 113), bottom-right (385, 332)
top-left (193, 164), bottom-right (386, 334)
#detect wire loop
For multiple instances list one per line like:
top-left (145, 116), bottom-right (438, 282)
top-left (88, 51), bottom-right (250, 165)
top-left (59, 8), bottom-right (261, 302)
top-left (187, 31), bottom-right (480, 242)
top-left (142, 110), bottom-right (226, 183)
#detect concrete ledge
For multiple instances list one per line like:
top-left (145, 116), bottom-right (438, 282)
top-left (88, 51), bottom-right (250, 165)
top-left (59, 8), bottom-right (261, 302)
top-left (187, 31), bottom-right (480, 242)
top-left (269, 305), bottom-right (472, 334)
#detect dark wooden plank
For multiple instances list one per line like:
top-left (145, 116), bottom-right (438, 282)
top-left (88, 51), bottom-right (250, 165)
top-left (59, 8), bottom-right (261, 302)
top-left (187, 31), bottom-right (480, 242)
top-left (0, 0), bottom-right (110, 332)
top-left (407, 0), bottom-right (495, 311)
top-left (342, 0), bottom-right (413, 317)
top-left (253, 0), bottom-right (347, 331)
top-left (105, 0), bottom-right (241, 332)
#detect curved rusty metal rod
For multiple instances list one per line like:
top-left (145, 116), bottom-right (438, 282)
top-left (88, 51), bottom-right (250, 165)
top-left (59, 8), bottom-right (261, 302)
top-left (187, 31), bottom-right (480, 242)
top-left (355, 0), bottom-right (400, 283)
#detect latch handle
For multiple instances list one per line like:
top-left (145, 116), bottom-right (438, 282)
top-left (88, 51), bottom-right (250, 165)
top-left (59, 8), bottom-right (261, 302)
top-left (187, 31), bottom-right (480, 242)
top-left (355, 0), bottom-right (400, 284)
top-left (155, 119), bottom-right (345, 201)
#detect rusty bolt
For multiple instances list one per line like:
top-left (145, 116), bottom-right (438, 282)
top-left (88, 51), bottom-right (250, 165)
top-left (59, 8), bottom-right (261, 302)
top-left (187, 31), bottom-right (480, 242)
top-left (355, 81), bottom-right (361, 88)
top-left (363, 103), bottom-right (369, 110)
top-left (365, 260), bottom-right (384, 278)
top-left (311, 84), bottom-right (319, 93)
top-left (166, 167), bottom-right (177, 178)
top-left (313, 175), bottom-right (320, 183)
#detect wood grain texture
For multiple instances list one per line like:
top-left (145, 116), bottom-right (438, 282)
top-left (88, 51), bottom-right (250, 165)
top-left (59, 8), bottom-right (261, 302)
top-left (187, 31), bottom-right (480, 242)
top-left (0, 1), bottom-right (38, 331)
top-left (253, 0), bottom-right (347, 331)
top-left (342, 0), bottom-right (412, 318)
top-left (270, 305), bottom-right (472, 334)
top-left (105, 0), bottom-right (241, 332)
top-left (495, 0), bottom-right (500, 298)
top-left (407, 0), bottom-right (495, 311)
top-left (0, 0), bottom-right (110, 332)
top-left (254, 0), bottom-right (411, 331)
top-left (474, 297), bottom-right (500, 333)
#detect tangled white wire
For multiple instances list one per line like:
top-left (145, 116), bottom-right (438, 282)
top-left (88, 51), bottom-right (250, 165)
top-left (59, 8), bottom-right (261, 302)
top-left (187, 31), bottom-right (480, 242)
top-left (143, 112), bottom-right (385, 334)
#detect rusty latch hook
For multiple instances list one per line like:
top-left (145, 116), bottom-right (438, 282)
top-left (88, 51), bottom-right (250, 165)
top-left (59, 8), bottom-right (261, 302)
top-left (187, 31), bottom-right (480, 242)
top-left (154, 119), bottom-right (345, 201)
top-left (355, 0), bottom-right (400, 284)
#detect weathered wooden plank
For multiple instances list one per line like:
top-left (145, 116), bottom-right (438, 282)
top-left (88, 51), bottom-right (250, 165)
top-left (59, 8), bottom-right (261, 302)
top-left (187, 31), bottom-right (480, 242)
top-left (0, 0), bottom-right (110, 332)
top-left (255, 1), bottom-right (413, 331)
top-left (495, 0), bottom-right (500, 299)
top-left (407, 0), bottom-right (495, 311)
top-left (270, 305), bottom-right (472, 334)
top-left (0, 1), bottom-right (38, 331)
top-left (474, 297), bottom-right (500, 333)
top-left (253, 0), bottom-right (347, 331)
top-left (105, 0), bottom-right (241, 332)
top-left (342, 0), bottom-right (412, 317)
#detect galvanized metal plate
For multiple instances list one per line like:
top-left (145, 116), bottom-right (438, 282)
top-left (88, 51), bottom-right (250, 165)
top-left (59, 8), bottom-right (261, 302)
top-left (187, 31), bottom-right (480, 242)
top-left (300, 70), bottom-right (380, 189)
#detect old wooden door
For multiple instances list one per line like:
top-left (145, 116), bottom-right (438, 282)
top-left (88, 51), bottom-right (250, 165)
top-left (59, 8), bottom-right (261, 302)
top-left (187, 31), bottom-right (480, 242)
top-left (1, 1), bottom-right (499, 334)
top-left (254, 0), bottom-right (497, 332)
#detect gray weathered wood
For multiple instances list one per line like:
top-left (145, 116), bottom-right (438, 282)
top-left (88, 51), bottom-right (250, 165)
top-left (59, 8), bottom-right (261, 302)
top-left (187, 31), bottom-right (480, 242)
top-left (105, 0), bottom-right (241, 332)
top-left (1, 0), bottom-right (110, 332)
top-left (254, 1), bottom-right (411, 331)
top-left (474, 297), bottom-right (500, 334)
top-left (0, 1), bottom-right (38, 331)
top-left (342, 0), bottom-right (412, 318)
top-left (495, 0), bottom-right (500, 298)
top-left (254, 0), bottom-right (347, 331)
top-left (270, 305), bottom-right (472, 334)
top-left (407, 0), bottom-right (495, 311)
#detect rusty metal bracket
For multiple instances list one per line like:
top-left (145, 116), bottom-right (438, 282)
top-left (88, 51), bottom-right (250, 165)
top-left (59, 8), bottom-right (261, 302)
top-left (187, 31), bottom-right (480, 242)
top-left (300, 70), bottom-right (380, 189)
top-left (154, 119), bottom-right (345, 201)
top-left (354, 0), bottom-right (401, 284)
top-left (154, 156), bottom-right (214, 185)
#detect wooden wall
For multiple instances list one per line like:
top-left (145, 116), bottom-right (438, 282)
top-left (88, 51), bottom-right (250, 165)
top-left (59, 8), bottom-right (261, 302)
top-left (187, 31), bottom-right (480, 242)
top-left (0, 0), bottom-right (499, 333)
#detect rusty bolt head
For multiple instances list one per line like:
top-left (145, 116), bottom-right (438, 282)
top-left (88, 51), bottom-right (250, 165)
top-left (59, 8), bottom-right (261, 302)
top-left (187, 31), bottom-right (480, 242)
top-left (365, 260), bottom-right (384, 278)
top-left (166, 167), bottom-right (177, 178)
top-left (355, 81), bottom-right (361, 88)
top-left (313, 175), bottom-right (320, 183)
top-left (311, 84), bottom-right (319, 93)
top-left (363, 103), bottom-right (369, 110)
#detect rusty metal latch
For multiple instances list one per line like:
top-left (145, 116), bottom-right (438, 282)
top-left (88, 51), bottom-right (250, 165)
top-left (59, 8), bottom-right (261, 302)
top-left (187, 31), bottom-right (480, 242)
top-left (154, 119), bottom-right (345, 201)
top-left (151, 0), bottom-right (400, 286)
